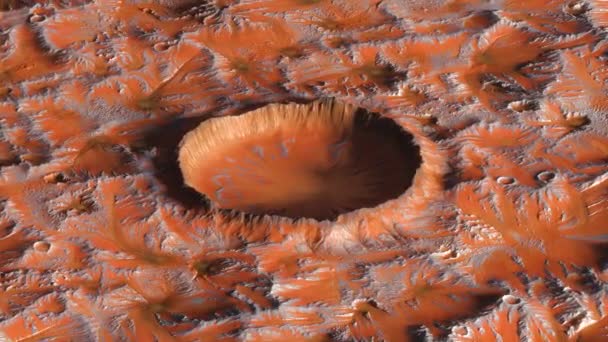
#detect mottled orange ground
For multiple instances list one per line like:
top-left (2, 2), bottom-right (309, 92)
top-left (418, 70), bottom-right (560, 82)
top-left (0, 0), bottom-right (607, 341)
top-left (178, 100), bottom-right (421, 220)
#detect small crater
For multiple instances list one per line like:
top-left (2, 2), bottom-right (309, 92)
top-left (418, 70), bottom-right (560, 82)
top-left (452, 326), bottom-right (468, 336)
top-left (43, 172), bottom-right (67, 184)
top-left (192, 257), bottom-right (235, 277)
top-left (508, 100), bottom-right (537, 112)
top-left (28, 14), bottom-right (45, 23)
top-left (536, 170), bottom-right (555, 183)
top-left (153, 42), bottom-right (171, 51)
top-left (564, 1), bottom-right (587, 15)
top-left (497, 176), bottom-right (515, 185)
top-left (33, 241), bottom-right (50, 252)
top-left (502, 294), bottom-right (520, 305)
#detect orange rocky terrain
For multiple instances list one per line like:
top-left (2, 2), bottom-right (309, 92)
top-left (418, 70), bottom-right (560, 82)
top-left (0, 0), bottom-right (607, 341)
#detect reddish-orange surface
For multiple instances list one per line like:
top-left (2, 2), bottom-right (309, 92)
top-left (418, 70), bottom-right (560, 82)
top-left (0, 1), bottom-right (607, 341)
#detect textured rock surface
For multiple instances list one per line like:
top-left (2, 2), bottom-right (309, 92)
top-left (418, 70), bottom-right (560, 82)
top-left (0, 0), bottom-right (607, 341)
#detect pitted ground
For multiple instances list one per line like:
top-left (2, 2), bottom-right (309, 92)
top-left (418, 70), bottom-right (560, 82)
top-left (0, 0), bottom-right (607, 341)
